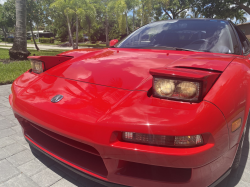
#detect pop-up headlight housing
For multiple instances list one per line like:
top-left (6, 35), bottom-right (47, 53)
top-left (150, 68), bottom-right (221, 103)
top-left (28, 56), bottom-right (73, 74)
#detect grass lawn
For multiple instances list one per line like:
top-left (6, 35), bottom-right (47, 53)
top-left (0, 61), bottom-right (30, 85)
top-left (0, 48), bottom-right (66, 85)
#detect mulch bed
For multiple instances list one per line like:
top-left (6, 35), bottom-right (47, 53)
top-left (0, 81), bottom-right (13, 85)
top-left (0, 59), bottom-right (21, 64)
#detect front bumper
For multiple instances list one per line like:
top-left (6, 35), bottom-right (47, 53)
top-left (10, 72), bottom-right (237, 187)
top-left (27, 134), bottom-right (232, 187)
top-left (15, 113), bottom-right (236, 187)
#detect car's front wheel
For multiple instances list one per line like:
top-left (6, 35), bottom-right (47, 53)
top-left (232, 132), bottom-right (245, 170)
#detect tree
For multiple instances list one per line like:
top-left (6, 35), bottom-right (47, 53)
top-left (92, 0), bottom-right (116, 47)
top-left (9, 0), bottom-right (30, 60)
top-left (187, 8), bottom-right (203, 18)
top-left (196, 0), bottom-right (250, 19)
top-left (114, 0), bottom-right (138, 34)
top-left (235, 10), bottom-right (247, 24)
top-left (50, 0), bottom-right (75, 48)
top-left (79, 2), bottom-right (96, 38)
top-left (0, 0), bottom-right (16, 44)
top-left (113, 0), bottom-right (127, 35)
top-left (130, 0), bottom-right (140, 31)
top-left (70, 0), bottom-right (96, 49)
top-left (177, 10), bottom-right (188, 18)
top-left (27, 0), bottom-right (44, 51)
top-left (137, 0), bottom-right (154, 26)
top-left (155, 0), bottom-right (194, 19)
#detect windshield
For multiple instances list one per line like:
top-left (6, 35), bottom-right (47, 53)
top-left (117, 19), bottom-right (235, 54)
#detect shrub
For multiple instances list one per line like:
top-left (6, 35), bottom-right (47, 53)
top-left (7, 38), bottom-right (14, 43)
top-left (39, 38), bottom-right (55, 43)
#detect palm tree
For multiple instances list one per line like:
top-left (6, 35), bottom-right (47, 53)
top-left (50, 0), bottom-right (75, 49)
top-left (98, 0), bottom-right (115, 47)
top-left (235, 10), bottom-right (247, 24)
top-left (79, 1), bottom-right (96, 39)
top-left (9, 0), bottom-right (30, 60)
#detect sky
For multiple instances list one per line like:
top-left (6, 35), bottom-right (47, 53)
top-left (0, 0), bottom-right (6, 5)
top-left (1, 0), bottom-right (250, 23)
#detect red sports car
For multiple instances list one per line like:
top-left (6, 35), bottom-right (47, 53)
top-left (10, 19), bottom-right (250, 187)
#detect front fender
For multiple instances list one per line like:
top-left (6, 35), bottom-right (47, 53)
top-left (204, 57), bottom-right (250, 148)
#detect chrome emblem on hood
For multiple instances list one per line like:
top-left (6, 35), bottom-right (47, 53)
top-left (51, 95), bottom-right (63, 103)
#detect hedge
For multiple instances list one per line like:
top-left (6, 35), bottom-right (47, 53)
top-left (1, 38), bottom-right (14, 43)
top-left (39, 38), bottom-right (55, 43)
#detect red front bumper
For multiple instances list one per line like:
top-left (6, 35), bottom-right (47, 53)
top-left (9, 72), bottom-right (238, 187)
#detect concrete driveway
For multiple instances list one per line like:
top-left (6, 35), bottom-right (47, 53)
top-left (0, 42), bottom-right (87, 51)
top-left (0, 84), bottom-right (249, 187)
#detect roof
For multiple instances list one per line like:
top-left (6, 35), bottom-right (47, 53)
top-left (237, 22), bottom-right (250, 26)
top-left (27, 30), bottom-right (53, 34)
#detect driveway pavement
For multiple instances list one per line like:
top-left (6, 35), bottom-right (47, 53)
top-left (0, 42), bottom-right (87, 50)
top-left (0, 84), bottom-right (249, 187)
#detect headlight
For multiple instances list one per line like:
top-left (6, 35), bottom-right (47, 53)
top-left (155, 79), bottom-right (175, 96)
top-left (30, 59), bottom-right (44, 74)
top-left (153, 77), bottom-right (201, 102)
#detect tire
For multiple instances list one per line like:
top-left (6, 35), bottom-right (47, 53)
top-left (232, 131), bottom-right (245, 170)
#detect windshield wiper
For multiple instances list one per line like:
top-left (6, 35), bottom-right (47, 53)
top-left (140, 46), bottom-right (207, 52)
top-left (174, 47), bottom-right (209, 52)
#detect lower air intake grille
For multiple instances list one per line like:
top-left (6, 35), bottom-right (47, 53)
top-left (16, 115), bottom-right (108, 178)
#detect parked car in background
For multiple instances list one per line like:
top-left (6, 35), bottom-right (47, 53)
top-left (10, 19), bottom-right (250, 187)
top-left (27, 34), bottom-right (31, 40)
top-left (83, 34), bottom-right (89, 42)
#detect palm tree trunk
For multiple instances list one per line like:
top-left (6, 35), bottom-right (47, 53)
top-left (4, 31), bottom-right (7, 44)
top-left (66, 14), bottom-right (74, 49)
top-left (30, 21), bottom-right (39, 51)
top-left (133, 8), bottom-right (135, 31)
top-left (9, 0), bottom-right (30, 60)
top-left (76, 14), bottom-right (79, 49)
top-left (125, 12), bottom-right (128, 35)
top-left (105, 13), bottom-right (109, 47)
top-left (238, 3), bottom-right (250, 15)
top-left (141, 4), bottom-right (144, 27)
top-left (1, 27), bottom-right (7, 44)
top-left (37, 23), bottom-right (39, 42)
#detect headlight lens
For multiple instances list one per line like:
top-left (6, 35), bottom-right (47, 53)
top-left (153, 78), bottom-right (201, 102)
top-left (155, 79), bottom-right (175, 96)
top-left (176, 82), bottom-right (198, 99)
top-left (30, 59), bottom-right (44, 74)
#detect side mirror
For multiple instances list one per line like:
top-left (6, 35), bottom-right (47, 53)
top-left (109, 39), bottom-right (119, 47)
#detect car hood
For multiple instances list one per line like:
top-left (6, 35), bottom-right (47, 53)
top-left (47, 48), bottom-right (235, 91)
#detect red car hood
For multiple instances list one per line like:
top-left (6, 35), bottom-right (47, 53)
top-left (47, 48), bottom-right (235, 91)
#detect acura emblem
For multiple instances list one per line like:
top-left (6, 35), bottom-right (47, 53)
top-left (51, 95), bottom-right (64, 103)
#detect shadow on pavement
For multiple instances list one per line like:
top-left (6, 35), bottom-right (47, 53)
top-left (30, 145), bottom-right (105, 187)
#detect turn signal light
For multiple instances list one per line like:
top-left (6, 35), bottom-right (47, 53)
top-left (122, 132), bottom-right (204, 147)
top-left (174, 135), bottom-right (203, 146)
top-left (30, 59), bottom-right (44, 74)
top-left (232, 118), bottom-right (241, 132)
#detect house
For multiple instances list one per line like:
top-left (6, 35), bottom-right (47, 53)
top-left (237, 22), bottom-right (250, 39)
top-left (27, 30), bottom-right (54, 38)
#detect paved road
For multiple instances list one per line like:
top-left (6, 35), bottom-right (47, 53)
top-left (0, 42), bottom-right (88, 50)
top-left (0, 84), bottom-right (249, 187)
